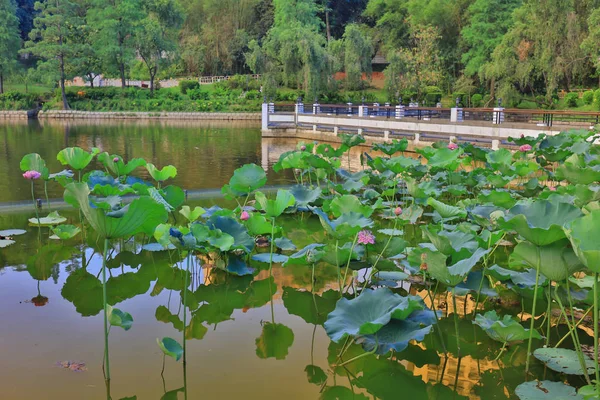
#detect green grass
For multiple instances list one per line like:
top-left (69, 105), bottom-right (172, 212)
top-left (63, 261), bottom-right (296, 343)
top-left (3, 83), bottom-right (53, 94)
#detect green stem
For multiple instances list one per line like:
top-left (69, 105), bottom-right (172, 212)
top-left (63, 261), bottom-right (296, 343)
top-left (30, 181), bottom-right (39, 223)
top-left (44, 181), bottom-right (50, 209)
top-left (545, 285), bottom-right (552, 347)
top-left (362, 217), bottom-right (398, 290)
top-left (102, 238), bottom-right (111, 382)
top-left (525, 248), bottom-right (541, 375)
top-left (554, 305), bottom-right (592, 348)
top-left (183, 253), bottom-right (190, 366)
top-left (269, 217), bottom-right (276, 324)
top-left (594, 272), bottom-right (599, 393)
top-left (452, 290), bottom-right (460, 357)
top-left (341, 233), bottom-right (359, 294)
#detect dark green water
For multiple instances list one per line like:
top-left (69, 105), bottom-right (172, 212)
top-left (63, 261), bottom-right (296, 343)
top-left (0, 120), bottom-right (581, 399)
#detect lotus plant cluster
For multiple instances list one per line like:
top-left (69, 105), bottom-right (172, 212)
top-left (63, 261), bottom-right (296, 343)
top-left (16, 128), bottom-right (600, 399)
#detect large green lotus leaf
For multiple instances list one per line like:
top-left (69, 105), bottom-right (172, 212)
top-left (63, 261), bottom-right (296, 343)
top-left (487, 265), bottom-right (548, 288)
top-left (534, 348), bottom-right (595, 375)
top-left (329, 195), bottom-right (373, 218)
top-left (421, 226), bottom-right (478, 257)
top-left (486, 148), bottom-right (513, 169)
top-left (274, 237), bottom-right (296, 251)
top-left (425, 247), bottom-right (489, 287)
top-left (515, 380), bottom-right (582, 400)
top-left (284, 243), bottom-right (326, 265)
top-left (428, 147), bottom-right (463, 169)
top-left (157, 337), bottom-right (183, 362)
top-left (49, 224), bottom-right (81, 240)
top-left (372, 139), bottom-right (409, 156)
top-left (228, 163), bottom-right (267, 194)
top-left (273, 151), bottom-right (309, 171)
top-left (290, 185), bottom-right (321, 207)
top-left (179, 205), bottom-right (206, 222)
top-left (324, 288), bottom-right (424, 342)
top-left (513, 160), bottom-right (539, 177)
top-left (107, 305), bottom-right (134, 331)
top-left (426, 198), bottom-right (467, 219)
top-left (207, 216), bottom-right (254, 253)
top-left (243, 213), bottom-right (276, 236)
top-left (502, 200), bottom-right (583, 246)
top-left (282, 287), bottom-right (339, 325)
top-left (64, 182), bottom-right (168, 239)
top-left (313, 208), bottom-right (373, 239)
top-left (255, 190), bottom-right (295, 218)
top-left (161, 185), bottom-right (185, 209)
top-left (360, 309), bottom-right (437, 354)
top-left (0, 229), bottom-right (26, 236)
top-left (486, 174), bottom-right (514, 188)
top-left (339, 133), bottom-right (366, 148)
top-left (20, 153), bottom-right (49, 179)
top-left (29, 211), bottom-right (67, 226)
top-left (97, 152), bottom-right (147, 176)
top-left (509, 240), bottom-right (585, 282)
top-left (565, 210), bottom-right (600, 272)
top-left (57, 147), bottom-right (99, 170)
top-left (146, 163), bottom-right (177, 182)
top-left (478, 190), bottom-right (518, 209)
top-left (372, 155), bottom-right (420, 174)
top-left (255, 322), bottom-right (294, 360)
top-left (557, 154), bottom-right (600, 185)
top-left (399, 205), bottom-right (423, 224)
top-left (207, 229), bottom-right (235, 251)
top-left (473, 310), bottom-right (541, 343)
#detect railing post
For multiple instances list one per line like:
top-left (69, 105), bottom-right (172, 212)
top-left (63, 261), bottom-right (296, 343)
top-left (451, 107), bottom-right (463, 123)
top-left (493, 107), bottom-right (505, 124)
top-left (373, 102), bottom-right (379, 117)
top-left (312, 101), bottom-right (320, 115)
top-left (492, 139), bottom-right (500, 150)
top-left (268, 102), bottom-right (274, 114)
top-left (347, 102), bottom-right (353, 116)
top-left (395, 104), bottom-right (405, 119)
top-left (261, 102), bottom-right (269, 131)
top-left (358, 104), bottom-right (365, 118)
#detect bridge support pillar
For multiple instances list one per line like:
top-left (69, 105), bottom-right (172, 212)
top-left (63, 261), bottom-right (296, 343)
top-left (334, 126), bottom-right (339, 135)
top-left (414, 133), bottom-right (420, 145)
top-left (261, 103), bottom-right (268, 131)
top-left (492, 139), bottom-right (500, 150)
top-left (384, 130), bottom-right (390, 140)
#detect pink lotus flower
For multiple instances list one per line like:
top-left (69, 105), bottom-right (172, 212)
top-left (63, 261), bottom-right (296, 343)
top-left (447, 143), bottom-right (458, 150)
top-left (324, 147), bottom-right (329, 153)
top-left (240, 211), bottom-right (250, 221)
top-left (357, 230), bottom-right (375, 245)
top-left (23, 170), bottom-right (41, 180)
top-left (394, 207), bottom-right (402, 216)
top-left (113, 157), bottom-right (120, 163)
top-left (549, 186), bottom-right (557, 192)
top-left (300, 145), bottom-right (306, 151)
top-left (519, 144), bottom-right (532, 152)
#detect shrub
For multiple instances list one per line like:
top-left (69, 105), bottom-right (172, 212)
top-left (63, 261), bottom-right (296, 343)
top-left (187, 88), bottom-right (209, 101)
top-left (471, 94), bottom-right (483, 107)
top-left (424, 92), bottom-right (442, 106)
top-left (594, 89), bottom-right (600, 110)
top-left (583, 90), bottom-right (594, 105)
top-left (245, 90), bottom-right (260, 100)
top-left (564, 92), bottom-right (579, 107)
top-left (451, 92), bottom-right (467, 107)
top-left (179, 80), bottom-right (199, 94)
top-left (424, 86), bottom-right (442, 94)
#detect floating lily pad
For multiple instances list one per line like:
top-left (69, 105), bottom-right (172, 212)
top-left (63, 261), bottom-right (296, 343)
top-left (515, 380), bottom-right (582, 399)
top-left (0, 239), bottom-right (15, 248)
top-left (473, 311), bottom-right (541, 343)
top-left (0, 229), bottom-right (26, 236)
top-left (274, 237), bottom-right (296, 251)
top-left (49, 224), bottom-right (81, 240)
top-left (252, 253), bottom-right (289, 264)
top-left (533, 348), bottom-right (595, 375)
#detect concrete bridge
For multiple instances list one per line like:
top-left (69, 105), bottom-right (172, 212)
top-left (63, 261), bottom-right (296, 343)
top-left (261, 102), bottom-right (599, 149)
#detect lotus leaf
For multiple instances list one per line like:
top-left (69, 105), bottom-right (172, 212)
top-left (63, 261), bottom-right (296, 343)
top-left (207, 216), bottom-right (254, 252)
top-left (107, 305), bottom-right (133, 331)
top-left (290, 185), bottom-right (321, 207)
top-left (424, 247), bottom-right (489, 287)
top-left (502, 200), bottom-right (583, 246)
top-left (50, 224), bottom-right (81, 240)
top-left (255, 190), bottom-right (295, 218)
top-left (324, 288), bottom-right (424, 342)
top-left (427, 198), bottom-right (467, 219)
top-left (146, 163), bottom-right (177, 182)
top-left (474, 310), bottom-right (541, 343)
top-left (226, 256), bottom-right (254, 276)
top-left (274, 237), bottom-right (296, 251)
top-left (556, 154), bottom-right (600, 185)
top-left (29, 211), bottom-right (67, 226)
top-left (478, 190), bottom-right (518, 209)
top-left (487, 265), bottom-right (548, 288)
top-left (282, 287), bottom-right (339, 325)
top-left (515, 381), bottom-right (582, 400)
top-left (20, 153), bottom-right (49, 179)
top-left (372, 139), bottom-right (409, 156)
top-left (564, 210), bottom-right (600, 272)
top-left (284, 243), bottom-right (326, 265)
top-left (157, 337), bottom-right (183, 361)
top-left (0, 229), bottom-right (26, 236)
top-left (533, 348), bottom-right (595, 375)
top-left (329, 195), bottom-right (373, 218)
top-left (252, 252), bottom-right (289, 264)
top-left (97, 152), bottom-right (147, 176)
top-left (428, 147), bottom-right (463, 169)
top-left (339, 133), bottom-right (365, 148)
top-left (179, 206), bottom-right (206, 222)
top-left (0, 239), bottom-right (15, 248)
top-left (255, 322), bottom-right (294, 360)
top-left (64, 182), bottom-right (168, 239)
top-left (228, 163), bottom-right (267, 194)
top-left (57, 147), bottom-right (99, 171)
top-left (509, 240), bottom-right (585, 282)
top-left (243, 213), bottom-right (275, 236)
top-left (305, 365), bottom-right (327, 385)
top-left (313, 208), bottom-right (373, 238)
top-left (486, 148), bottom-right (513, 169)
top-left (360, 309), bottom-right (437, 354)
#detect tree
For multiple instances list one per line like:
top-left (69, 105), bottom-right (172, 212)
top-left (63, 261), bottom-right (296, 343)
top-left (341, 24), bottom-right (373, 90)
top-left (24, 0), bottom-right (83, 109)
top-left (135, 0), bottom-right (184, 93)
top-left (460, 0), bottom-right (521, 78)
top-left (87, 0), bottom-right (143, 87)
top-left (0, 0), bottom-right (21, 93)
top-left (399, 23), bottom-right (442, 97)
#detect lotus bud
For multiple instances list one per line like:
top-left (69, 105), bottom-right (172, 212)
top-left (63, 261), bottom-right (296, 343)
top-left (113, 157), bottom-right (120, 163)
top-left (447, 142), bottom-right (458, 150)
top-left (394, 207), bottom-right (402, 216)
top-left (519, 144), bottom-right (532, 152)
top-left (240, 211), bottom-right (250, 221)
top-left (549, 186), bottom-right (557, 192)
top-left (324, 147), bottom-right (329, 153)
top-left (420, 263), bottom-right (428, 271)
top-left (300, 145), bottom-right (306, 151)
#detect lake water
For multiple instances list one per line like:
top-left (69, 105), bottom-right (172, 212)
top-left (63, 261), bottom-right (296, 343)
top-left (0, 120), bottom-right (568, 399)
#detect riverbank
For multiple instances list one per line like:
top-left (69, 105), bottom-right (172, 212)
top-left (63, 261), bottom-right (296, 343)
top-left (0, 110), bottom-right (260, 120)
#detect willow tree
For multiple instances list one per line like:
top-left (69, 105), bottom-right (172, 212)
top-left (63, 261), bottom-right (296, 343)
top-left (342, 24), bottom-right (373, 91)
top-left (0, 0), bottom-right (21, 94)
top-left (25, 0), bottom-right (83, 109)
top-left (247, 0), bottom-right (331, 100)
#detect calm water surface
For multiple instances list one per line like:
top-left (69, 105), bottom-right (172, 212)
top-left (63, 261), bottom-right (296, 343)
top-left (0, 120), bottom-right (576, 399)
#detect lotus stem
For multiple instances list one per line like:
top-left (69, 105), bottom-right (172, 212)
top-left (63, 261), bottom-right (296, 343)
top-left (269, 217), bottom-right (276, 323)
top-left (545, 285), bottom-right (552, 347)
top-left (494, 342), bottom-right (508, 361)
top-left (362, 217), bottom-right (399, 291)
top-left (341, 233), bottom-right (359, 294)
top-left (554, 305), bottom-right (592, 348)
top-left (183, 253), bottom-right (190, 366)
top-left (525, 248), bottom-right (541, 375)
top-left (452, 290), bottom-right (460, 357)
top-left (30, 180), bottom-right (39, 224)
top-left (102, 238), bottom-right (111, 382)
top-left (44, 181), bottom-right (50, 209)
top-left (594, 272), bottom-right (599, 393)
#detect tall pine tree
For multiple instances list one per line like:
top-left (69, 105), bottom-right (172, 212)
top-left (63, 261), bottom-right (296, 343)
top-left (0, 0), bottom-right (21, 93)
